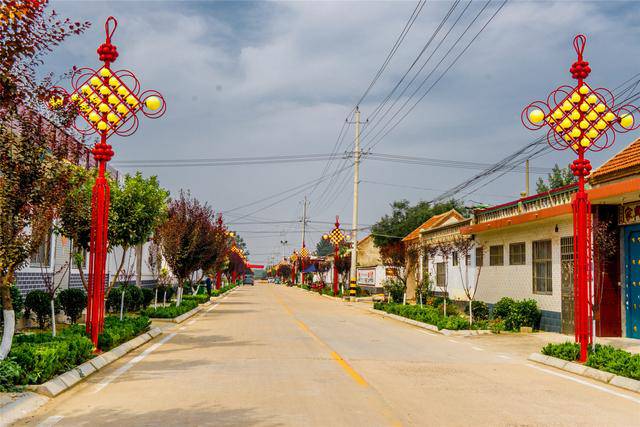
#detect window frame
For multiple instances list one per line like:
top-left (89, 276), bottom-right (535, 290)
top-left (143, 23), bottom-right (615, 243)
top-left (475, 247), bottom-right (483, 267)
top-left (509, 242), bottom-right (526, 265)
top-left (436, 262), bottom-right (446, 287)
top-left (532, 239), bottom-right (553, 295)
top-left (489, 245), bottom-right (504, 266)
top-left (452, 251), bottom-right (459, 266)
top-left (29, 233), bottom-right (52, 268)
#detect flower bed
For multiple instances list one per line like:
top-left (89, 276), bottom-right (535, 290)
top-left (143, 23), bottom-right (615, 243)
top-left (0, 315), bottom-right (150, 391)
top-left (140, 299), bottom-right (198, 319)
top-left (542, 342), bottom-right (640, 380)
top-left (374, 302), bottom-right (472, 330)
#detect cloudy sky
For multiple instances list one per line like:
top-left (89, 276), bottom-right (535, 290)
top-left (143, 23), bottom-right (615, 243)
top-left (47, 0), bottom-right (640, 265)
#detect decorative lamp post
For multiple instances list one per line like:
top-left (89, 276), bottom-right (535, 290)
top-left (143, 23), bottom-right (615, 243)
top-left (49, 17), bottom-right (165, 347)
top-left (323, 216), bottom-right (347, 296)
top-left (522, 35), bottom-right (638, 362)
top-left (299, 245), bottom-right (309, 284)
top-left (290, 251), bottom-right (298, 284)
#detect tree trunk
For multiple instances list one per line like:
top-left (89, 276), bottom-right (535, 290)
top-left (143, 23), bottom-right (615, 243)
top-left (107, 247), bottom-right (129, 297)
top-left (469, 299), bottom-right (473, 325)
top-left (163, 290), bottom-right (167, 306)
top-left (119, 288), bottom-right (125, 320)
top-left (443, 298), bottom-right (447, 318)
top-left (135, 243), bottom-right (143, 288)
top-left (154, 288), bottom-right (158, 309)
top-left (50, 298), bottom-right (56, 337)
top-left (74, 249), bottom-right (88, 292)
top-left (0, 270), bottom-right (16, 360)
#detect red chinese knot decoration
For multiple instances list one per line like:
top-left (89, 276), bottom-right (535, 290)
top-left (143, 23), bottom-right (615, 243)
top-left (49, 17), bottom-right (166, 348)
top-left (322, 216), bottom-right (346, 295)
top-left (522, 35), bottom-right (637, 363)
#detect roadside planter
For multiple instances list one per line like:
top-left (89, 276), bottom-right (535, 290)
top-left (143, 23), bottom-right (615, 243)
top-left (140, 285), bottom-right (237, 323)
top-left (529, 342), bottom-right (640, 394)
top-left (370, 306), bottom-right (492, 336)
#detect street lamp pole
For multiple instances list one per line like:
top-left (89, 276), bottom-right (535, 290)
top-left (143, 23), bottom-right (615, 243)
top-left (323, 216), bottom-right (346, 296)
top-left (50, 16), bottom-right (165, 347)
top-left (523, 35), bottom-right (638, 362)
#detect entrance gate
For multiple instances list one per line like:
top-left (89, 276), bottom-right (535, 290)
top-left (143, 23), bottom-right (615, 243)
top-left (624, 226), bottom-right (640, 338)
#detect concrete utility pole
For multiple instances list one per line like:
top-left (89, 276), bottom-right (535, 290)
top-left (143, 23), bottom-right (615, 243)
top-left (349, 107), bottom-right (362, 298)
top-left (301, 196), bottom-right (308, 248)
top-left (525, 159), bottom-right (530, 197)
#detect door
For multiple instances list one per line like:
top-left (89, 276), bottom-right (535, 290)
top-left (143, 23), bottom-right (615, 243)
top-left (560, 236), bottom-right (575, 335)
top-left (594, 205), bottom-right (621, 337)
top-left (624, 227), bottom-right (640, 339)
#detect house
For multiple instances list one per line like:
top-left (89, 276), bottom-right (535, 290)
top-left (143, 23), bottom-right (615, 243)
top-left (356, 234), bottom-right (391, 293)
top-left (402, 209), bottom-right (466, 300)
top-left (420, 217), bottom-right (474, 301)
top-left (461, 136), bottom-right (640, 337)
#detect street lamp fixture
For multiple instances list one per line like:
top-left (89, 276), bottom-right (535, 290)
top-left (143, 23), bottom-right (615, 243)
top-left (50, 17), bottom-right (165, 347)
top-left (522, 35), bottom-right (639, 362)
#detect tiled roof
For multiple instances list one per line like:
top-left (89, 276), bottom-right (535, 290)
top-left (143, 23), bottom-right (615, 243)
top-left (401, 210), bottom-right (464, 242)
top-left (591, 137), bottom-right (640, 184)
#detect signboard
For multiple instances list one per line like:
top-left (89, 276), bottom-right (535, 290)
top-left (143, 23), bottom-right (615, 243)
top-left (357, 268), bottom-right (376, 286)
top-left (620, 202), bottom-right (640, 225)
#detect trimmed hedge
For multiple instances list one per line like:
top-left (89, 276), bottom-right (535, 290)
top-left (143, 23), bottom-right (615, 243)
top-left (373, 302), bottom-right (472, 330)
top-left (140, 299), bottom-right (198, 319)
top-left (541, 342), bottom-right (640, 381)
top-left (211, 284), bottom-right (236, 297)
top-left (182, 294), bottom-right (210, 304)
top-left (57, 288), bottom-right (87, 323)
top-left (491, 297), bottom-right (541, 331)
top-left (98, 316), bottom-right (151, 351)
top-left (0, 315), bottom-right (151, 390)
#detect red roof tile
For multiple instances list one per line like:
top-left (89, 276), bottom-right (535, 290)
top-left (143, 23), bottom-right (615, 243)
top-left (591, 137), bottom-right (640, 184)
top-left (401, 210), bottom-right (464, 242)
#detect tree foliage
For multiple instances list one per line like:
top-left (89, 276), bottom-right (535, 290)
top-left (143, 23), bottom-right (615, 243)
top-left (371, 199), bottom-right (467, 249)
top-left (535, 163), bottom-right (577, 193)
top-left (315, 238), bottom-right (333, 257)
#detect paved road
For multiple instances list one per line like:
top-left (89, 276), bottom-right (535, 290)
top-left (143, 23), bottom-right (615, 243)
top-left (18, 283), bottom-right (640, 426)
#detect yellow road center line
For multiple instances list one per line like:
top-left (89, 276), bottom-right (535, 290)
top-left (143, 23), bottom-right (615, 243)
top-left (330, 351), bottom-right (368, 387)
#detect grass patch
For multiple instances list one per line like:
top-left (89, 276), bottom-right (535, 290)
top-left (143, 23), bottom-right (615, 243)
top-left (140, 299), bottom-right (198, 319)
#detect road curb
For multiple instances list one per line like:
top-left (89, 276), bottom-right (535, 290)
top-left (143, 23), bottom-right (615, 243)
top-left (172, 305), bottom-right (203, 323)
top-left (0, 392), bottom-right (49, 427)
top-left (153, 287), bottom-right (237, 324)
top-left (528, 352), bottom-right (640, 394)
top-left (369, 308), bottom-right (491, 336)
top-left (33, 327), bottom-right (162, 398)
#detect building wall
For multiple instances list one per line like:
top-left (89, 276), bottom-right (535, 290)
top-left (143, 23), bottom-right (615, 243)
top-left (473, 216), bottom-right (573, 332)
top-left (425, 249), bottom-right (476, 301)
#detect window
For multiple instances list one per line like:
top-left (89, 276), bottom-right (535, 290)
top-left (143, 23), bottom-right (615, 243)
top-left (465, 253), bottom-right (471, 266)
top-left (509, 242), bottom-right (526, 265)
top-left (30, 234), bottom-right (51, 268)
top-left (489, 245), bottom-right (504, 266)
top-left (533, 240), bottom-right (553, 294)
top-left (436, 262), bottom-right (445, 287)
top-left (475, 247), bottom-right (483, 267)
top-left (560, 236), bottom-right (574, 290)
top-left (452, 251), bottom-right (459, 266)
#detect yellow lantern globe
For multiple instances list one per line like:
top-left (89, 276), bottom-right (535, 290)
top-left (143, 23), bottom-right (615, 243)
top-left (579, 102), bottom-right (589, 112)
top-left (561, 100), bottom-right (572, 111)
top-left (99, 86), bottom-right (110, 95)
top-left (90, 76), bottom-right (102, 87)
top-left (586, 111), bottom-right (598, 122)
top-left (570, 93), bottom-right (581, 103)
top-left (570, 111), bottom-right (580, 121)
top-left (97, 121), bottom-right (108, 131)
top-left (99, 68), bottom-right (111, 77)
top-left (580, 137), bottom-right (591, 147)
top-left (594, 103), bottom-right (606, 113)
top-left (144, 96), bottom-right (161, 111)
top-left (117, 87), bottom-right (129, 97)
top-left (587, 95), bottom-right (598, 105)
top-left (587, 129), bottom-right (598, 139)
top-left (107, 113), bottom-right (119, 123)
top-left (595, 120), bottom-right (607, 130)
top-left (552, 109), bottom-right (563, 120)
top-left (108, 94), bottom-right (119, 105)
top-left (604, 112), bottom-right (616, 122)
top-left (117, 104), bottom-right (129, 115)
top-left (98, 103), bottom-right (110, 113)
top-left (108, 77), bottom-right (120, 88)
top-left (578, 85), bottom-right (589, 95)
top-left (560, 118), bottom-right (572, 129)
top-left (88, 112), bottom-right (100, 122)
top-left (579, 120), bottom-right (590, 129)
top-left (126, 95), bottom-right (139, 106)
top-left (570, 128), bottom-right (581, 138)
top-left (81, 84), bottom-right (92, 95)
top-left (621, 114), bottom-right (634, 128)
top-left (529, 108), bottom-right (544, 124)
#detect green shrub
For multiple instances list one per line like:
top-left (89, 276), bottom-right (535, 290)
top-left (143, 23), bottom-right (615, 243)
top-left (57, 288), bottom-right (87, 323)
top-left (586, 344), bottom-right (640, 380)
top-left (1, 284), bottom-right (24, 324)
top-left (491, 298), bottom-right (541, 331)
top-left (182, 294), bottom-right (210, 304)
top-left (141, 288), bottom-right (155, 309)
top-left (24, 290), bottom-right (52, 329)
top-left (383, 278), bottom-right (406, 303)
top-left (465, 300), bottom-right (489, 320)
top-left (8, 334), bottom-right (93, 384)
top-left (107, 284), bottom-right (144, 312)
top-left (374, 302), bottom-right (470, 331)
top-left (0, 360), bottom-right (22, 392)
top-left (140, 299), bottom-right (198, 319)
top-left (542, 342), bottom-right (580, 361)
top-left (492, 297), bottom-right (515, 319)
top-left (98, 315), bottom-right (151, 351)
top-left (156, 285), bottom-right (174, 301)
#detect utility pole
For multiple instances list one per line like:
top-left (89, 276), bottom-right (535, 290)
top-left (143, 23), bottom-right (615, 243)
top-left (525, 159), bottom-right (530, 197)
top-left (301, 196), bottom-right (308, 248)
top-left (349, 106), bottom-right (362, 298)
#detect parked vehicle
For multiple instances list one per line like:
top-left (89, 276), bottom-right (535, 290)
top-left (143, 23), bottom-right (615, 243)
top-left (243, 275), bottom-right (254, 286)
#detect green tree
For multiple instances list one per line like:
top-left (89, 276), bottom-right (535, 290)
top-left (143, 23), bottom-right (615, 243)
top-left (535, 163), bottom-right (577, 193)
top-left (315, 238), bottom-right (333, 257)
top-left (371, 199), bottom-right (467, 248)
top-left (107, 172), bottom-right (169, 295)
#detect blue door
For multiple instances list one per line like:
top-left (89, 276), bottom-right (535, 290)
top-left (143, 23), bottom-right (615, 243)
top-left (624, 226), bottom-right (640, 338)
